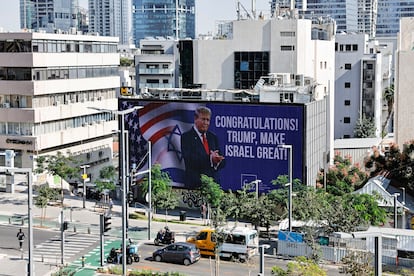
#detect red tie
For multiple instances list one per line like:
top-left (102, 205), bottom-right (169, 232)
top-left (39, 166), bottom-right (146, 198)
top-left (202, 133), bottom-right (209, 154)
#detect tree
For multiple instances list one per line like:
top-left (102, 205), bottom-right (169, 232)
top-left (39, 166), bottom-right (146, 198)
top-left (156, 189), bottom-right (179, 223)
top-left (95, 165), bottom-right (117, 193)
top-left (199, 174), bottom-right (225, 227)
top-left (141, 163), bottom-right (173, 215)
top-left (354, 114), bottom-right (376, 138)
top-left (35, 152), bottom-right (80, 205)
top-left (120, 57), bottom-right (133, 67)
top-left (318, 151), bottom-right (368, 196)
top-left (272, 256), bottom-right (327, 276)
top-left (382, 84), bottom-right (394, 135)
top-left (341, 250), bottom-right (374, 276)
top-left (268, 175), bottom-right (307, 221)
top-left (364, 141), bottom-right (414, 195)
top-left (34, 185), bottom-right (59, 227)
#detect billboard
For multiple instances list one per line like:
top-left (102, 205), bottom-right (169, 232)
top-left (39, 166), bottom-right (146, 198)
top-left (121, 100), bottom-right (304, 193)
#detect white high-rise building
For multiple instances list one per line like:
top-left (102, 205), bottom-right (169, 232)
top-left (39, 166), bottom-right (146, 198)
top-left (0, 32), bottom-right (120, 181)
top-left (88, 0), bottom-right (132, 45)
top-left (20, 0), bottom-right (80, 32)
top-left (395, 17), bottom-right (414, 148)
top-left (334, 33), bottom-right (393, 139)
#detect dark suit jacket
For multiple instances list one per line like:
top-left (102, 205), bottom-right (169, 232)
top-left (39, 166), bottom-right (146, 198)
top-left (181, 127), bottom-right (225, 189)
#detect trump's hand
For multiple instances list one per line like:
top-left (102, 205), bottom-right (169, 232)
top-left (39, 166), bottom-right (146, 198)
top-left (211, 150), bottom-right (225, 164)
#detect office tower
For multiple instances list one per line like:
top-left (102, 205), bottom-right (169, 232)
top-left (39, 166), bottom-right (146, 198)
top-left (0, 32), bottom-right (119, 179)
top-left (20, 0), bottom-right (80, 32)
top-left (271, 0), bottom-right (358, 33)
top-left (88, 0), bottom-right (132, 45)
top-left (376, 0), bottom-right (414, 37)
top-left (132, 0), bottom-right (195, 46)
top-left (273, 0), bottom-right (414, 37)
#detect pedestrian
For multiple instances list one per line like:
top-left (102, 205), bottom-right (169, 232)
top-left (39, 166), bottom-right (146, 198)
top-left (201, 203), bottom-right (207, 225)
top-left (16, 228), bottom-right (25, 250)
top-left (108, 198), bottom-right (114, 215)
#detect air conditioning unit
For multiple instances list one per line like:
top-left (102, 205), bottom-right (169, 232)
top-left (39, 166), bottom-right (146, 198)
top-left (3, 103), bottom-right (10, 108)
top-left (53, 101), bottom-right (59, 106)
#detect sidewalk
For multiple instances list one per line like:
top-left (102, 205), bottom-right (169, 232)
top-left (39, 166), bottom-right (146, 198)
top-left (0, 183), bottom-right (209, 276)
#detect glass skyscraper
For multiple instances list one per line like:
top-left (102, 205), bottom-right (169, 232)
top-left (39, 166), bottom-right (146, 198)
top-left (295, 0), bottom-right (359, 33)
top-left (376, 0), bottom-right (414, 37)
top-left (271, 0), bottom-right (414, 37)
top-left (132, 0), bottom-right (195, 46)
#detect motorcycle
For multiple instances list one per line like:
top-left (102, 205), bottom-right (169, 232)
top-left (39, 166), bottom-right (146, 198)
top-left (127, 240), bottom-right (140, 262)
top-left (106, 246), bottom-right (135, 264)
top-left (154, 226), bottom-right (175, 246)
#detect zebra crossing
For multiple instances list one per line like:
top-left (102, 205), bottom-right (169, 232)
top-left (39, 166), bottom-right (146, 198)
top-left (33, 232), bottom-right (99, 263)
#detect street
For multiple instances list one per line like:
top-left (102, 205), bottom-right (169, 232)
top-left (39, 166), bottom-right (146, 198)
top-left (125, 241), bottom-right (343, 276)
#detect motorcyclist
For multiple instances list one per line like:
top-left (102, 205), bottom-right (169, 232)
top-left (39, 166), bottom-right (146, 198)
top-left (164, 226), bottom-right (172, 242)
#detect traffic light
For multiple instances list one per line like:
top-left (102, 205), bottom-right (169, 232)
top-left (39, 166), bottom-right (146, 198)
top-left (127, 191), bottom-right (134, 204)
top-left (63, 221), bottom-right (68, 231)
top-left (103, 215), bottom-right (111, 233)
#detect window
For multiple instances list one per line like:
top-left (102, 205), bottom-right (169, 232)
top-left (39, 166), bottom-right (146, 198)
top-left (344, 100), bottom-right (350, 106)
top-left (280, 31), bottom-right (295, 37)
top-left (344, 63), bottom-right (351, 70)
top-left (281, 45), bottom-right (295, 51)
top-left (353, 44), bottom-right (358, 51)
top-left (344, 82), bottom-right (351, 88)
top-left (344, 117), bottom-right (350, 123)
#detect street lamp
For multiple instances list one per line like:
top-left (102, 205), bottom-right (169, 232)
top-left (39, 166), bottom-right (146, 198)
top-left (280, 144), bottom-right (293, 233)
top-left (1, 168), bottom-right (34, 275)
top-left (90, 106), bottom-right (142, 276)
top-left (118, 106), bottom-right (142, 275)
top-left (80, 165), bottom-right (90, 209)
top-left (132, 141), bottom-right (152, 240)
top-left (393, 193), bottom-right (400, 229)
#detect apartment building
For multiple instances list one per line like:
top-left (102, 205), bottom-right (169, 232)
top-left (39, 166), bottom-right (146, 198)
top-left (334, 33), bottom-right (393, 139)
top-left (0, 32), bottom-right (120, 181)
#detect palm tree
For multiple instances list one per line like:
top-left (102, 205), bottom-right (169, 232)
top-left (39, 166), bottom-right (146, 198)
top-left (382, 84), bottom-right (394, 135)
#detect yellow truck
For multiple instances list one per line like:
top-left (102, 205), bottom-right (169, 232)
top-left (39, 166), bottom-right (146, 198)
top-left (187, 227), bottom-right (258, 262)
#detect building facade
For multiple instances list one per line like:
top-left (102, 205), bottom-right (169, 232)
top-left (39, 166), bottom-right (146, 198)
top-left (88, 0), bottom-right (132, 45)
top-left (0, 32), bottom-right (120, 181)
top-left (132, 0), bottom-right (195, 46)
top-left (20, 0), bottom-right (80, 32)
top-left (395, 17), bottom-right (414, 148)
top-left (135, 39), bottom-right (178, 93)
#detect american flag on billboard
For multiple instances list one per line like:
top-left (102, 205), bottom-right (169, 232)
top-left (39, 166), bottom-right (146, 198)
top-left (121, 101), bottom-right (200, 187)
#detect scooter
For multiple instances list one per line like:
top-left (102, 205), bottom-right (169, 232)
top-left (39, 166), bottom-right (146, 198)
top-left (154, 226), bottom-right (175, 246)
top-left (127, 239), bottom-right (140, 262)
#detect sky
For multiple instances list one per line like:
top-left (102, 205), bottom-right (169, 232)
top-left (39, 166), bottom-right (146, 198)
top-left (0, 0), bottom-right (270, 35)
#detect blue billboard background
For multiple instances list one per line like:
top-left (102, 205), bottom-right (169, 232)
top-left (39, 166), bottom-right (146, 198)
top-left (121, 100), bottom-right (304, 193)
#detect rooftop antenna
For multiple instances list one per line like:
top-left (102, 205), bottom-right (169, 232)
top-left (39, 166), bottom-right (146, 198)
top-left (252, 0), bottom-right (256, 19)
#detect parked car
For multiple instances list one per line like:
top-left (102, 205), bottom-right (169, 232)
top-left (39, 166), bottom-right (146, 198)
top-left (152, 242), bottom-right (200, 266)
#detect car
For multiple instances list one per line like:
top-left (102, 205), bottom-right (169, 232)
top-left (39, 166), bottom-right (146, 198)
top-left (152, 242), bottom-right (200, 266)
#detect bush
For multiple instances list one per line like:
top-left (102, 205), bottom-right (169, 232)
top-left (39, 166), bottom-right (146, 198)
top-left (271, 256), bottom-right (327, 276)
